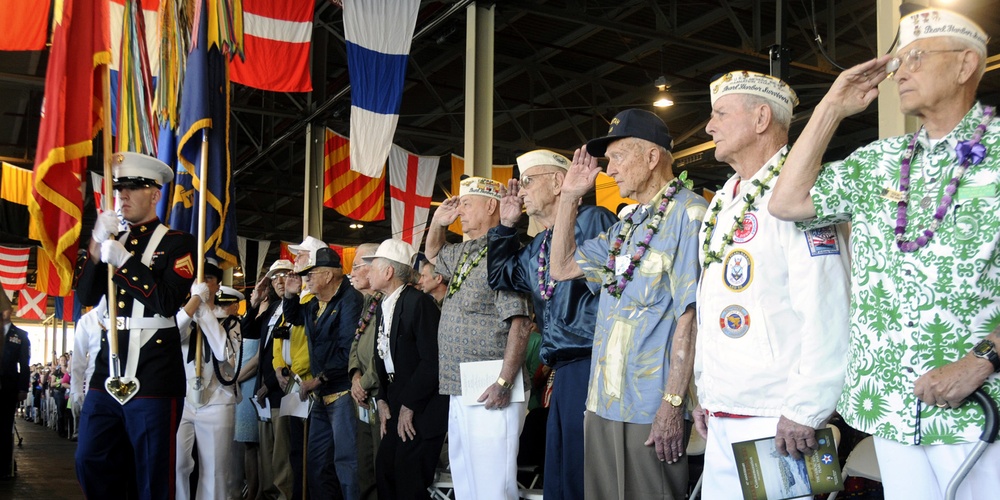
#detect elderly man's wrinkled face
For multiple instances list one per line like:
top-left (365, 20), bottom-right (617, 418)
top-left (705, 94), bottom-right (759, 166)
top-left (518, 166), bottom-right (564, 219)
top-left (350, 257), bottom-right (372, 290)
top-left (892, 38), bottom-right (972, 117)
top-left (456, 195), bottom-right (495, 235)
top-left (604, 138), bottom-right (652, 200)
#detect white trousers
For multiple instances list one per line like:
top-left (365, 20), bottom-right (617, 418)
top-left (175, 402), bottom-right (237, 500)
top-left (703, 415), bottom-right (811, 500)
top-left (874, 436), bottom-right (1000, 500)
top-left (447, 395), bottom-right (527, 500)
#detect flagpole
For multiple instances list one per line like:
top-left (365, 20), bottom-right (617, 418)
top-left (193, 129), bottom-right (210, 394)
top-left (102, 62), bottom-right (121, 380)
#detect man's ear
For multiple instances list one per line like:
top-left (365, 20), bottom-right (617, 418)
top-left (755, 104), bottom-right (772, 134)
top-left (487, 198), bottom-right (499, 215)
top-left (150, 187), bottom-right (162, 204)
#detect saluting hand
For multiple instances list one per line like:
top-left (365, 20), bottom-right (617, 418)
top-left (562, 147), bottom-right (602, 201)
top-left (432, 197), bottom-right (461, 227)
top-left (820, 55), bottom-right (893, 120)
top-left (499, 179), bottom-right (524, 228)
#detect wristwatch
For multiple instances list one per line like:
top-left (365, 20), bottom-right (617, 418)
top-left (496, 376), bottom-right (514, 391)
top-left (972, 339), bottom-right (1000, 373)
top-left (662, 393), bottom-right (683, 407)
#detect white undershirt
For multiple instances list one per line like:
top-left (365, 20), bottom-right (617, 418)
top-left (378, 285), bottom-right (405, 374)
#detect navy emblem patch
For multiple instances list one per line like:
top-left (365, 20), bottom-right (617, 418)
top-left (732, 213), bottom-right (758, 244)
top-left (722, 249), bottom-right (753, 292)
top-left (805, 226), bottom-right (840, 256)
top-left (719, 305), bottom-right (750, 338)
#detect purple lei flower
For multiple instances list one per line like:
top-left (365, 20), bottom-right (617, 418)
top-left (955, 140), bottom-right (987, 166)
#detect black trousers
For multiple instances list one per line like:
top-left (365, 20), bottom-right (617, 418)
top-left (0, 392), bottom-right (18, 476)
top-left (375, 418), bottom-right (445, 500)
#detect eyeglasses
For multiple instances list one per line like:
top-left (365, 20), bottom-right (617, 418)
top-left (303, 269), bottom-right (327, 281)
top-left (520, 171), bottom-right (560, 188)
top-left (887, 49), bottom-right (964, 75)
top-left (271, 272), bottom-right (289, 279)
top-left (352, 262), bottom-right (369, 269)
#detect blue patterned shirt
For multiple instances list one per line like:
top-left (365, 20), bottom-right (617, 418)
top-left (576, 185), bottom-right (707, 424)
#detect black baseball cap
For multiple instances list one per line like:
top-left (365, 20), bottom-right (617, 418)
top-left (297, 247), bottom-right (342, 275)
top-left (585, 109), bottom-right (674, 158)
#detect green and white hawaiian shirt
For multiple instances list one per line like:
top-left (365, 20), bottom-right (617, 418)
top-left (806, 102), bottom-right (1000, 445)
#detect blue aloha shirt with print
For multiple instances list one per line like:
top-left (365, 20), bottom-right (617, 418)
top-left (805, 102), bottom-right (1000, 445)
top-left (576, 185), bottom-right (706, 424)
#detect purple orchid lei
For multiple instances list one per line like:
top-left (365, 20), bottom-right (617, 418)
top-left (896, 105), bottom-right (994, 252)
top-left (603, 173), bottom-right (688, 298)
top-left (354, 291), bottom-right (383, 341)
top-left (537, 229), bottom-right (556, 300)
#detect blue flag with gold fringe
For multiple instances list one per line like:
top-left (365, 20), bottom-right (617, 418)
top-left (159, 2), bottom-right (237, 269)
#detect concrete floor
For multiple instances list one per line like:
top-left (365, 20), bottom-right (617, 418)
top-left (1, 417), bottom-right (83, 499)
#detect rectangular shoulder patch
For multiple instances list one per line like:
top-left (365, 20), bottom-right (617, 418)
top-left (804, 226), bottom-right (840, 257)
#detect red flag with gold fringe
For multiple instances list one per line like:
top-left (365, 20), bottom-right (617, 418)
top-left (28, 0), bottom-right (111, 296)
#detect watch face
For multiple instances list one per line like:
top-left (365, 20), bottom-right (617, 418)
top-left (974, 339), bottom-right (996, 356)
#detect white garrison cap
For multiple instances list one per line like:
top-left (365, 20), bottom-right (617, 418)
top-left (898, 8), bottom-right (988, 53)
top-left (111, 152), bottom-right (173, 188)
top-left (517, 149), bottom-right (570, 171)
top-left (710, 71), bottom-right (798, 115)
top-left (459, 177), bottom-right (503, 201)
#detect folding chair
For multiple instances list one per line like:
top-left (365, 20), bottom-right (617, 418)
top-left (827, 435), bottom-right (880, 500)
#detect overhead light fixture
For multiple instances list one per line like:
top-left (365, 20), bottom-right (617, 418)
top-left (233, 267), bottom-right (244, 277)
top-left (349, 223), bottom-right (364, 230)
top-left (653, 75), bottom-right (674, 108)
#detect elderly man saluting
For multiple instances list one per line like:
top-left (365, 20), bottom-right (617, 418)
top-left (425, 176), bottom-right (534, 500)
top-left (770, 7), bottom-right (1000, 499)
top-left (549, 109), bottom-right (707, 500)
top-left (695, 71), bottom-right (851, 498)
top-left (487, 149), bottom-right (616, 500)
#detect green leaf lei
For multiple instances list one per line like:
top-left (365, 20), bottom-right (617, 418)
top-left (702, 154), bottom-right (785, 268)
top-left (446, 245), bottom-right (489, 297)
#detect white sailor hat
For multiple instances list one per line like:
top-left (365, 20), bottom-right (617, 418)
top-left (517, 149), bottom-right (570, 172)
top-left (898, 8), bottom-right (988, 53)
top-left (216, 286), bottom-right (245, 305)
top-left (111, 152), bottom-right (173, 190)
top-left (459, 176), bottom-right (503, 201)
top-left (362, 239), bottom-right (417, 267)
top-left (710, 71), bottom-right (798, 115)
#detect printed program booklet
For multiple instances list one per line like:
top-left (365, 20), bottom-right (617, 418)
top-left (731, 427), bottom-right (843, 500)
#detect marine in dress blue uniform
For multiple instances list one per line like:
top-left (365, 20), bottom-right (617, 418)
top-left (74, 152), bottom-right (196, 500)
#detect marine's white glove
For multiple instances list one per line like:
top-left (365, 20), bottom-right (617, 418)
top-left (92, 210), bottom-right (120, 244)
top-left (191, 282), bottom-right (211, 303)
top-left (100, 239), bottom-right (131, 268)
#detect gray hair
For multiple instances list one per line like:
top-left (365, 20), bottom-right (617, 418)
top-left (742, 94), bottom-right (791, 132)
top-left (356, 242), bottom-right (380, 258)
top-left (374, 257), bottom-right (414, 284)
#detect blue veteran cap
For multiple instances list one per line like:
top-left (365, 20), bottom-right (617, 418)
top-left (585, 109), bottom-right (674, 158)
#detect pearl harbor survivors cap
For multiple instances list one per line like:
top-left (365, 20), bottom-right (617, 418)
top-left (516, 149), bottom-right (570, 171)
top-left (897, 7), bottom-right (988, 53)
top-left (710, 70), bottom-right (799, 115)
top-left (459, 177), bottom-right (503, 201)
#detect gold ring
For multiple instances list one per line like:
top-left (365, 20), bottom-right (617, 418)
top-left (936, 403), bottom-right (948, 408)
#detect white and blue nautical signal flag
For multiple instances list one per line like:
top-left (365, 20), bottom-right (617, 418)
top-left (343, 0), bottom-right (420, 178)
